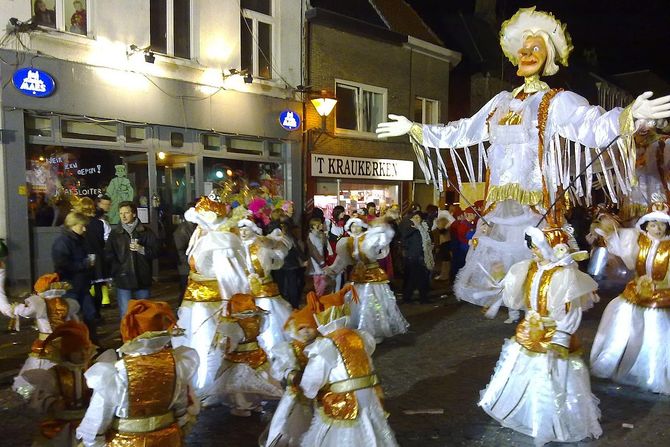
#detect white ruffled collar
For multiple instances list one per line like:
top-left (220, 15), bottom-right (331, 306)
top-left (118, 331), bottom-right (173, 356)
top-left (317, 316), bottom-right (349, 335)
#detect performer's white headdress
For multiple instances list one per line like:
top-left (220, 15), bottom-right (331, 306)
top-left (524, 226), bottom-right (584, 263)
top-left (237, 218), bottom-right (262, 235)
top-left (344, 217), bottom-right (368, 233)
top-left (500, 6), bottom-right (573, 76)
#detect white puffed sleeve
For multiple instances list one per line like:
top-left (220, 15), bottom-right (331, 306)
top-left (361, 226), bottom-right (394, 260)
top-left (76, 353), bottom-right (123, 447)
top-left (501, 260), bottom-right (533, 310)
top-left (269, 341), bottom-right (298, 381)
top-left (549, 91), bottom-right (625, 148)
top-left (300, 338), bottom-right (338, 399)
top-left (65, 297), bottom-right (81, 321)
top-left (217, 320), bottom-right (245, 353)
top-left (13, 294), bottom-right (42, 319)
top-left (605, 228), bottom-right (640, 270)
top-left (328, 238), bottom-right (353, 275)
top-left (172, 346), bottom-right (200, 428)
top-left (422, 92), bottom-right (502, 148)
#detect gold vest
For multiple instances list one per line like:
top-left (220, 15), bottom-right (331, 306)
top-left (317, 328), bottom-right (382, 421)
top-left (30, 297), bottom-right (72, 360)
top-left (621, 233), bottom-right (670, 308)
top-left (107, 349), bottom-right (182, 447)
top-left (347, 236), bottom-right (388, 284)
top-left (515, 262), bottom-right (580, 354)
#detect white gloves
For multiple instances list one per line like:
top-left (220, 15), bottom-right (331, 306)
top-left (375, 114), bottom-right (413, 138)
top-left (632, 91), bottom-right (670, 122)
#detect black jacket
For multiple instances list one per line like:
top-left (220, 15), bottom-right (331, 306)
top-left (52, 229), bottom-right (93, 294)
top-left (85, 217), bottom-right (108, 279)
top-left (105, 221), bottom-right (159, 289)
top-left (402, 225), bottom-right (425, 261)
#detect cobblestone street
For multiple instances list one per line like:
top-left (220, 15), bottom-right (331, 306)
top-left (0, 280), bottom-right (669, 446)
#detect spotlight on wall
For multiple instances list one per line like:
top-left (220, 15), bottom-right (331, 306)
top-left (243, 73), bottom-right (253, 84)
top-left (144, 51), bottom-right (156, 64)
top-left (157, 151), bottom-right (166, 160)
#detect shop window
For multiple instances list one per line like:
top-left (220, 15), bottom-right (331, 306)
top-left (25, 115), bottom-right (53, 137)
top-left (414, 96), bottom-right (439, 124)
top-left (26, 145), bottom-right (149, 226)
top-left (228, 138), bottom-right (264, 156)
top-left (31, 0), bottom-right (90, 36)
top-left (204, 157), bottom-right (284, 197)
top-left (201, 133), bottom-right (222, 151)
top-left (150, 0), bottom-right (191, 59)
top-left (314, 180), bottom-right (399, 219)
top-left (241, 0), bottom-right (274, 79)
top-left (335, 80), bottom-right (387, 137)
top-left (62, 119), bottom-right (117, 142)
top-left (124, 126), bottom-right (147, 143)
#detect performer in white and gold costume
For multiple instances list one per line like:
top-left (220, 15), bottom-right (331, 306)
top-left (325, 218), bottom-right (408, 343)
top-left (77, 300), bottom-right (199, 447)
top-left (590, 204), bottom-right (670, 393)
top-left (376, 6), bottom-right (670, 307)
top-left (479, 226), bottom-right (601, 445)
top-left (237, 218), bottom-right (293, 354)
top-left (299, 284), bottom-right (398, 447)
top-left (2, 273), bottom-right (81, 398)
top-left (172, 195), bottom-right (248, 396)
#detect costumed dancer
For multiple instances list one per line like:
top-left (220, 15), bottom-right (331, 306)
top-left (620, 125), bottom-right (670, 221)
top-left (479, 226), bottom-right (601, 446)
top-left (590, 202), bottom-right (670, 393)
top-left (376, 6), bottom-right (670, 308)
top-left (22, 321), bottom-right (96, 447)
top-left (205, 293), bottom-right (282, 413)
top-left (299, 282), bottom-right (398, 447)
top-left (76, 300), bottom-right (199, 447)
top-left (261, 298), bottom-right (319, 446)
top-left (172, 194), bottom-right (248, 396)
top-left (325, 218), bottom-right (408, 343)
top-left (4, 274), bottom-right (81, 398)
top-left (238, 218), bottom-right (293, 354)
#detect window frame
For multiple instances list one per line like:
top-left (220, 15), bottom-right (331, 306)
top-left (32, 0), bottom-right (94, 38)
top-left (415, 96), bottom-right (440, 125)
top-left (150, 0), bottom-right (195, 60)
top-left (334, 79), bottom-right (388, 139)
top-left (240, 0), bottom-right (278, 80)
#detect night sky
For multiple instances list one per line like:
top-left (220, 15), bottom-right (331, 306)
top-left (407, 0), bottom-right (670, 78)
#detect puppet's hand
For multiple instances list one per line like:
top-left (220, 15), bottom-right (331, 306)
top-left (632, 91), bottom-right (670, 121)
top-left (376, 114), bottom-right (413, 138)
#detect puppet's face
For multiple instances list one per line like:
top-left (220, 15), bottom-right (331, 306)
top-left (350, 223), bottom-right (363, 235)
top-left (647, 221), bottom-right (668, 239)
top-left (293, 326), bottom-right (317, 344)
top-left (516, 35), bottom-right (547, 78)
top-left (238, 226), bottom-right (255, 240)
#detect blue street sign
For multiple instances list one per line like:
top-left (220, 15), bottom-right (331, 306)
top-left (12, 67), bottom-right (56, 98)
top-left (279, 109), bottom-right (301, 131)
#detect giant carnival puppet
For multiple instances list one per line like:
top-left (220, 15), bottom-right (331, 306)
top-left (376, 7), bottom-right (670, 308)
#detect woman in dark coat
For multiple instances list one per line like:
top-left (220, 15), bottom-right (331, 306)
top-left (51, 211), bottom-right (97, 341)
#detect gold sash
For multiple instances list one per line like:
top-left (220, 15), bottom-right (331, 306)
top-left (225, 317), bottom-right (269, 370)
top-left (622, 281), bottom-right (670, 308)
top-left (183, 275), bottom-right (221, 303)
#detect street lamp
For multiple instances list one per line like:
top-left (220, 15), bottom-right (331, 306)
top-left (310, 90), bottom-right (337, 131)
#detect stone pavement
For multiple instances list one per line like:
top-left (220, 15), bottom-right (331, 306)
top-left (0, 279), bottom-right (669, 446)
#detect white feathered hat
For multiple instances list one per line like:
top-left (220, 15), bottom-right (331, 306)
top-left (500, 6), bottom-right (573, 76)
top-left (237, 218), bottom-right (262, 235)
top-left (344, 217), bottom-right (368, 233)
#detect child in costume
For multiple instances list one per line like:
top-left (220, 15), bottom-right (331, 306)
top-left (3, 273), bottom-right (81, 398)
top-left (23, 321), bottom-right (96, 447)
top-left (590, 203), bottom-right (670, 393)
top-left (479, 226), bottom-right (601, 446)
top-left (306, 217), bottom-right (330, 297)
top-left (238, 218), bottom-right (293, 354)
top-left (325, 217), bottom-right (408, 343)
top-left (205, 293), bottom-right (282, 413)
top-left (299, 283), bottom-right (398, 447)
top-left (262, 297), bottom-right (320, 446)
top-left (172, 194), bottom-right (248, 396)
top-left (76, 300), bottom-right (199, 447)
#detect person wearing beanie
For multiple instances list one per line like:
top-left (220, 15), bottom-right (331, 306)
top-left (204, 293), bottom-right (282, 413)
top-left (237, 218), bottom-right (293, 354)
top-left (262, 298), bottom-right (320, 446)
top-left (479, 226), bottom-right (601, 445)
top-left (590, 203), bottom-right (670, 394)
top-left (172, 195), bottom-right (248, 398)
top-left (299, 285), bottom-right (399, 447)
top-left (324, 218), bottom-right (408, 343)
top-left (76, 300), bottom-right (199, 447)
top-left (6, 274), bottom-right (81, 398)
top-left (21, 320), bottom-right (96, 447)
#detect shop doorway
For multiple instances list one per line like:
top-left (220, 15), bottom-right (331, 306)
top-left (314, 179), bottom-right (400, 219)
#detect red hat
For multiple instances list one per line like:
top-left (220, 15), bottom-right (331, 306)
top-left (120, 300), bottom-right (177, 342)
top-left (42, 320), bottom-right (93, 358)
